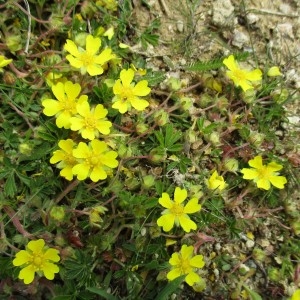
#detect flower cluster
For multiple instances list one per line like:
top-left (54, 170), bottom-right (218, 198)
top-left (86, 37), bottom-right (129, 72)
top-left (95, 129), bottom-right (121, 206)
top-left (12, 239), bottom-right (60, 284)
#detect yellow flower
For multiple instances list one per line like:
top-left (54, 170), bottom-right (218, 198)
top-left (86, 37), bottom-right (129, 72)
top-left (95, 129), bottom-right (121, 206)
top-left (207, 170), bottom-right (227, 191)
top-left (12, 239), bottom-right (60, 284)
top-left (64, 34), bottom-right (115, 76)
top-left (157, 187), bottom-right (201, 232)
top-left (70, 102), bottom-right (112, 140)
top-left (223, 55), bottom-right (262, 92)
top-left (267, 66), bottom-right (282, 77)
top-left (241, 155), bottom-right (287, 190)
top-left (167, 244), bottom-right (205, 286)
top-left (72, 140), bottom-right (118, 182)
top-left (42, 81), bottom-right (88, 129)
top-left (0, 55), bottom-right (12, 71)
top-left (50, 139), bottom-right (78, 180)
top-left (291, 289), bottom-right (300, 300)
top-left (112, 69), bottom-right (150, 114)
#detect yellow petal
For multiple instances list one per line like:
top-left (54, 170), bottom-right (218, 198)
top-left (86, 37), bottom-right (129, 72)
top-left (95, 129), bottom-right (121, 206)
top-left (180, 245), bottom-right (193, 260)
top-left (65, 81), bottom-right (81, 100)
top-left (132, 80), bottom-right (151, 96)
top-left (112, 100), bottom-right (129, 114)
top-left (157, 214), bottom-right (175, 232)
top-left (19, 264), bottom-right (35, 284)
top-left (52, 82), bottom-right (65, 101)
top-left (158, 193), bottom-right (173, 209)
top-left (267, 66), bottom-right (282, 77)
top-left (58, 139), bottom-right (75, 154)
top-left (246, 69), bottom-right (262, 81)
top-left (94, 48), bottom-right (114, 65)
top-left (103, 27), bottom-right (114, 40)
top-left (81, 128), bottom-right (96, 140)
top-left (90, 166), bottom-right (107, 182)
top-left (266, 161), bottom-right (283, 172)
top-left (113, 80), bottom-right (123, 95)
top-left (241, 168), bottom-right (259, 180)
top-left (223, 55), bottom-right (238, 71)
top-left (60, 166), bottom-right (74, 180)
top-left (13, 250), bottom-right (31, 266)
top-left (76, 101), bottom-right (90, 117)
top-left (72, 163), bottom-right (90, 180)
top-left (178, 215), bottom-right (197, 232)
top-left (269, 175), bottom-right (287, 189)
top-left (174, 187), bottom-right (187, 203)
top-left (64, 39), bottom-right (80, 57)
top-left (73, 142), bottom-right (90, 158)
top-left (86, 64), bottom-right (104, 76)
top-left (167, 267), bottom-right (182, 281)
top-left (50, 150), bottom-right (66, 164)
top-left (42, 99), bottom-right (61, 116)
top-left (185, 271), bottom-right (201, 286)
top-left (190, 255), bottom-right (205, 268)
top-left (248, 156), bottom-right (263, 169)
top-left (27, 239), bottom-right (45, 252)
top-left (120, 69), bottom-right (134, 87)
top-left (101, 151), bottom-right (118, 168)
top-left (43, 248), bottom-right (60, 262)
top-left (56, 111), bottom-right (72, 129)
top-left (42, 262), bottom-right (59, 280)
top-left (94, 104), bottom-right (108, 119)
top-left (70, 117), bottom-right (84, 131)
top-left (130, 97), bottom-right (149, 111)
top-left (257, 178), bottom-right (270, 190)
top-left (66, 55), bottom-right (83, 68)
top-left (169, 252), bottom-right (181, 266)
top-left (86, 35), bottom-right (101, 55)
top-left (96, 120), bottom-right (112, 135)
top-left (184, 198), bottom-right (201, 214)
top-left (90, 139), bottom-right (108, 153)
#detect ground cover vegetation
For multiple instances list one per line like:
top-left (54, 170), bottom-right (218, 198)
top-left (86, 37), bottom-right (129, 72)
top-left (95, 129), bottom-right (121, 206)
top-left (0, 0), bottom-right (299, 299)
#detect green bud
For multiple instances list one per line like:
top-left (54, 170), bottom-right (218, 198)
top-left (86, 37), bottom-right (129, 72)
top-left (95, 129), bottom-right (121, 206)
top-left (125, 177), bottom-right (140, 191)
top-left (6, 35), bottom-right (22, 52)
top-left (75, 32), bottom-right (89, 48)
top-left (180, 97), bottom-right (193, 110)
top-left (142, 175), bottom-right (155, 189)
top-left (3, 72), bottom-right (15, 85)
top-left (117, 143), bottom-right (132, 158)
top-left (19, 143), bottom-right (32, 156)
top-left (268, 267), bottom-right (281, 282)
top-left (252, 248), bottom-right (266, 262)
top-left (189, 184), bottom-right (203, 199)
top-left (224, 158), bottom-right (239, 173)
top-left (284, 200), bottom-right (298, 217)
top-left (242, 89), bottom-right (256, 104)
top-left (153, 109), bottom-right (169, 126)
top-left (208, 132), bottom-right (221, 146)
top-left (136, 122), bottom-right (149, 134)
top-left (272, 89), bottom-right (289, 104)
top-left (50, 206), bottom-right (65, 222)
top-left (192, 277), bottom-right (206, 292)
top-left (54, 234), bottom-right (66, 247)
top-left (167, 77), bottom-right (181, 91)
top-left (291, 219), bottom-right (300, 235)
top-left (199, 94), bottom-right (213, 108)
top-left (249, 130), bottom-right (265, 147)
top-left (149, 148), bottom-right (167, 163)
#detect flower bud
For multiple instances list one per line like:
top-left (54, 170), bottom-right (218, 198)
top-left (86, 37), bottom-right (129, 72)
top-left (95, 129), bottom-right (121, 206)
top-left (268, 267), bottom-right (281, 282)
top-left (149, 148), bottom-right (167, 163)
top-left (6, 35), bottom-right (22, 52)
top-left (117, 143), bottom-right (132, 158)
top-left (142, 175), bottom-right (155, 189)
top-left (242, 88), bottom-right (256, 104)
top-left (252, 247), bottom-right (266, 262)
top-left (267, 66), bottom-right (282, 77)
top-left (3, 72), bottom-right (15, 85)
top-left (50, 206), bottom-right (65, 222)
top-left (291, 219), bottom-right (300, 235)
top-left (167, 77), bottom-right (181, 91)
top-left (136, 122), bottom-right (149, 134)
top-left (19, 143), bottom-right (32, 156)
top-left (249, 130), bottom-right (265, 147)
top-left (208, 132), bottom-right (221, 146)
top-left (153, 109), bottom-right (169, 126)
top-left (223, 158), bottom-right (239, 173)
top-left (125, 177), bottom-right (140, 191)
top-left (180, 97), bottom-right (193, 110)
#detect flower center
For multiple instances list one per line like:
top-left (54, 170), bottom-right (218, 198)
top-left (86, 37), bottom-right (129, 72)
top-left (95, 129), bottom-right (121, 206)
top-left (84, 116), bottom-right (97, 129)
top-left (232, 69), bottom-right (247, 81)
top-left (179, 257), bottom-right (192, 274)
top-left (120, 87), bottom-right (134, 102)
top-left (31, 254), bottom-right (44, 270)
top-left (170, 203), bottom-right (184, 216)
top-left (62, 98), bottom-right (76, 113)
top-left (80, 52), bottom-right (94, 67)
top-left (257, 165), bottom-right (271, 179)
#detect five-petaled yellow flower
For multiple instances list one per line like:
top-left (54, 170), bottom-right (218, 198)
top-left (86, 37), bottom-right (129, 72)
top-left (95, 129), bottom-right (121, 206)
top-left (64, 34), bottom-right (115, 76)
top-left (167, 244), bottom-right (205, 286)
top-left (72, 140), bottom-right (118, 182)
top-left (241, 155), bottom-right (287, 190)
top-left (42, 81), bottom-right (88, 129)
top-left (12, 239), bottom-right (60, 284)
top-left (112, 69), bottom-right (151, 114)
top-left (50, 139), bottom-right (78, 180)
top-left (223, 55), bottom-right (262, 92)
top-left (70, 102), bottom-right (112, 140)
top-left (157, 187), bottom-right (201, 232)
top-left (0, 55), bottom-right (12, 71)
top-left (207, 170), bottom-right (227, 191)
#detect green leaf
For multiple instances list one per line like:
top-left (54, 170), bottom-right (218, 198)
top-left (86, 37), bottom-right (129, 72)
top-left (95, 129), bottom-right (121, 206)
top-left (142, 70), bottom-right (166, 87)
top-left (87, 287), bottom-right (119, 300)
top-left (5, 173), bottom-right (17, 197)
top-left (154, 275), bottom-right (185, 300)
top-left (242, 284), bottom-right (262, 300)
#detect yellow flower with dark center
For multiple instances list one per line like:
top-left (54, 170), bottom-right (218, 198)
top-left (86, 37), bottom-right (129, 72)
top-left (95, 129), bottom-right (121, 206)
top-left (64, 34), bottom-right (115, 76)
top-left (112, 69), bottom-right (150, 113)
top-left (70, 102), bottom-right (112, 140)
top-left (12, 239), bottom-right (60, 284)
top-left (223, 55), bottom-right (262, 92)
top-left (72, 140), bottom-right (118, 182)
top-left (167, 244), bottom-right (205, 286)
top-left (157, 187), bottom-right (201, 232)
top-left (42, 81), bottom-right (88, 129)
top-left (241, 155), bottom-right (287, 190)
top-left (50, 139), bottom-right (78, 180)
top-left (207, 170), bottom-right (227, 191)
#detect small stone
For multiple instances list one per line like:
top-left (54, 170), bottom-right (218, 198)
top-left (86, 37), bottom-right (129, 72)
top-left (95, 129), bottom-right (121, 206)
top-left (232, 29), bottom-right (249, 48)
top-left (246, 13), bottom-right (259, 24)
top-left (287, 116), bottom-right (300, 125)
top-left (176, 20), bottom-right (184, 33)
top-left (277, 23), bottom-right (294, 39)
top-left (212, 0), bottom-right (234, 27)
top-left (246, 240), bottom-right (255, 248)
top-left (279, 4), bottom-right (292, 14)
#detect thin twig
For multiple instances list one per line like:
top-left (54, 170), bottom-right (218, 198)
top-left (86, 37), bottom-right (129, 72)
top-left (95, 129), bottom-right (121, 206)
top-left (55, 180), bottom-right (80, 204)
top-left (23, 0), bottom-right (31, 54)
top-left (7, 101), bottom-right (34, 130)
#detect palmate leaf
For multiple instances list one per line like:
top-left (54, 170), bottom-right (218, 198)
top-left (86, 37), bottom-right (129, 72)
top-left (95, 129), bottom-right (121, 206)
top-left (154, 124), bottom-right (183, 152)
